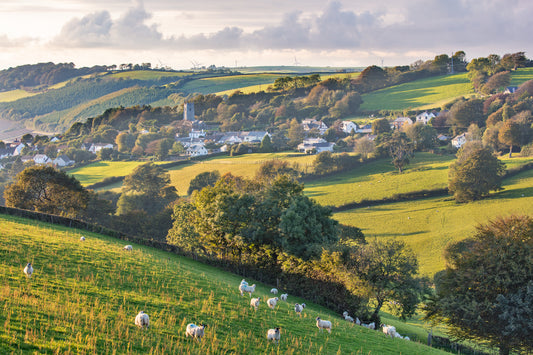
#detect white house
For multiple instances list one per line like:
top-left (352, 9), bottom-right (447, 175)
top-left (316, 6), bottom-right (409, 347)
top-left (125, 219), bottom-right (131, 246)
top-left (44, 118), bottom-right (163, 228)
top-left (297, 138), bottom-right (335, 154)
top-left (341, 121), bottom-right (359, 134)
top-left (12, 143), bottom-right (26, 156)
top-left (89, 143), bottom-right (114, 153)
top-left (33, 154), bottom-right (51, 165)
top-left (451, 133), bottom-right (468, 148)
top-left (392, 117), bottom-right (413, 130)
top-left (50, 137), bottom-right (60, 143)
top-left (241, 131), bottom-right (269, 143)
top-left (302, 118), bottom-right (328, 135)
top-left (415, 111), bottom-right (436, 125)
top-left (53, 155), bottom-right (75, 167)
top-left (189, 129), bottom-right (206, 139)
top-left (186, 144), bottom-right (208, 157)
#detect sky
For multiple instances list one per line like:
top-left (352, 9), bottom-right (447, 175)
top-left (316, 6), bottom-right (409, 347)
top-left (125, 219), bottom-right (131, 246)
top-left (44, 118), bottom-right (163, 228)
top-left (0, 0), bottom-right (531, 71)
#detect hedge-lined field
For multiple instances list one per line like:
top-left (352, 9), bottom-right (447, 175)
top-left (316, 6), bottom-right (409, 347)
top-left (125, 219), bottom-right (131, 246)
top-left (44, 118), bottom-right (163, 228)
top-left (0, 214), bottom-right (447, 354)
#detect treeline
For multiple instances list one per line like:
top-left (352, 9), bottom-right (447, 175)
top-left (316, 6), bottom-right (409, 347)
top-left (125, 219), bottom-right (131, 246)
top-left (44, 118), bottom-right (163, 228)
top-left (0, 62), bottom-right (107, 91)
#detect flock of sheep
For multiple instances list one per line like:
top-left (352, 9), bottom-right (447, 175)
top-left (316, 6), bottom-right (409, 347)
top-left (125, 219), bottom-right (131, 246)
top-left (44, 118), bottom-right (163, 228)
top-left (22, 237), bottom-right (410, 347)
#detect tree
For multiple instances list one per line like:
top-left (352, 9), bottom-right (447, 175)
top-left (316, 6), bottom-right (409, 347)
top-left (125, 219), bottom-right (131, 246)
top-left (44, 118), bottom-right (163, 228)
top-left (353, 136), bottom-right (375, 159)
top-left (372, 118), bottom-right (391, 135)
top-left (259, 134), bottom-right (273, 153)
top-left (482, 71), bottom-right (511, 94)
top-left (4, 166), bottom-right (89, 218)
top-left (288, 118), bottom-right (305, 147)
top-left (350, 240), bottom-right (422, 324)
top-left (255, 160), bottom-right (299, 182)
top-left (425, 216), bottom-right (533, 355)
top-left (187, 171), bottom-right (220, 195)
top-left (377, 131), bottom-right (414, 173)
top-left (450, 98), bottom-right (485, 128)
top-left (448, 142), bottom-right (506, 202)
top-left (404, 123), bottom-right (437, 151)
top-left (498, 119), bottom-right (522, 157)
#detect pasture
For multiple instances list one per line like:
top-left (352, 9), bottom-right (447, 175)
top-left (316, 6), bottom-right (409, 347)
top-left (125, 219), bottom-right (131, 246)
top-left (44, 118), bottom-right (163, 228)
top-left (108, 70), bottom-right (190, 80)
top-left (509, 67), bottom-right (533, 86)
top-left (69, 161), bottom-right (147, 186)
top-left (180, 74), bottom-right (289, 95)
top-left (0, 89), bottom-right (37, 103)
top-left (0, 214), bottom-right (447, 354)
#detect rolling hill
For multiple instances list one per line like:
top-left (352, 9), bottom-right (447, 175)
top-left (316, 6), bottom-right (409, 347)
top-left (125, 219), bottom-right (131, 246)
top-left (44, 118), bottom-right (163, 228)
top-left (0, 214), bottom-right (448, 354)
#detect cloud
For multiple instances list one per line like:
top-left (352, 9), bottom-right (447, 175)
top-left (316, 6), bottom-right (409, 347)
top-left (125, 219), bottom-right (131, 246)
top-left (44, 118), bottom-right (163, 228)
top-left (0, 35), bottom-right (38, 49)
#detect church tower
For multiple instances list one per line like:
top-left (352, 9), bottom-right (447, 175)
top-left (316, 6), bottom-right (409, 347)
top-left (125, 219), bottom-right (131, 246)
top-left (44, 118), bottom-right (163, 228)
top-left (184, 102), bottom-right (195, 121)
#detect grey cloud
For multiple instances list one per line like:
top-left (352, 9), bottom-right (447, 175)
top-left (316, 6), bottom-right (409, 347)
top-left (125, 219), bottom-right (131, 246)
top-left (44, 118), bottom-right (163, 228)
top-left (55, 11), bottom-right (112, 47)
top-left (0, 34), bottom-right (38, 49)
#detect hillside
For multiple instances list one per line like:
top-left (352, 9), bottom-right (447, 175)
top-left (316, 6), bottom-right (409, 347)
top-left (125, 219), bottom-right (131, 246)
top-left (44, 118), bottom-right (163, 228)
top-left (0, 214), bottom-right (448, 354)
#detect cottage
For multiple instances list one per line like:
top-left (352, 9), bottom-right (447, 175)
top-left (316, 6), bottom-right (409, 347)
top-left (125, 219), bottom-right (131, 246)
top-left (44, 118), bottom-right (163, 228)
top-left (53, 155), bottom-right (75, 167)
top-left (33, 154), bottom-right (51, 165)
top-left (297, 138), bottom-right (335, 154)
top-left (451, 133), bottom-right (468, 148)
top-left (341, 121), bottom-right (358, 134)
top-left (392, 117), bottom-right (413, 130)
top-left (415, 111), bottom-right (436, 125)
top-left (186, 144), bottom-right (208, 157)
top-left (0, 147), bottom-right (15, 159)
top-left (302, 118), bottom-right (328, 135)
top-left (89, 143), bottom-right (114, 153)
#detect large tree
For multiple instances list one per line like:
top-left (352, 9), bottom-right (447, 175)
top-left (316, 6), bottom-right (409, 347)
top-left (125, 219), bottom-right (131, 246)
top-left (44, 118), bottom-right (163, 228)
top-left (450, 98), bottom-right (485, 128)
top-left (377, 131), bottom-right (414, 173)
top-left (448, 142), bottom-right (506, 202)
top-left (425, 216), bottom-right (533, 355)
top-left (4, 166), bottom-right (89, 218)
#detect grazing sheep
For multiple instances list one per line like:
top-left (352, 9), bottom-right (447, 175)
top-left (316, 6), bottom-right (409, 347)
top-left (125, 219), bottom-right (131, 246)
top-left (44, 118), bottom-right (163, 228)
top-left (266, 327), bottom-right (281, 343)
top-left (270, 288), bottom-right (278, 294)
top-left (23, 262), bottom-right (33, 278)
top-left (239, 283), bottom-right (256, 297)
top-left (355, 317), bottom-right (361, 325)
top-left (186, 323), bottom-right (207, 341)
top-left (403, 336), bottom-right (410, 341)
top-left (294, 303), bottom-right (305, 317)
top-left (361, 322), bottom-right (376, 330)
top-left (250, 297), bottom-right (261, 310)
top-left (382, 325), bottom-right (397, 338)
top-left (267, 297), bottom-right (279, 309)
top-left (240, 279), bottom-right (248, 287)
top-left (135, 311), bottom-right (150, 329)
top-left (315, 317), bottom-right (332, 333)
top-left (280, 293), bottom-right (288, 301)
top-left (343, 311), bottom-right (354, 323)
top-left (123, 245), bottom-right (133, 251)
top-left (80, 236), bottom-right (86, 241)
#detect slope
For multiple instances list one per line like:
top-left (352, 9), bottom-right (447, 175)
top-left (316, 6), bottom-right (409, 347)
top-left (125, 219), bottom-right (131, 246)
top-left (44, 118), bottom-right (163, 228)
top-left (0, 214), bottom-right (448, 354)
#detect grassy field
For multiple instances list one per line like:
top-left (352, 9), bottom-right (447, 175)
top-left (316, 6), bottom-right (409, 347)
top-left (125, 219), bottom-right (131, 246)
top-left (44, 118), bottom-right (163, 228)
top-left (181, 74), bottom-right (289, 95)
top-left (69, 161), bottom-right (148, 186)
top-left (509, 67), bottom-right (533, 86)
top-left (108, 70), bottom-right (191, 80)
top-left (0, 89), bottom-right (37, 103)
top-left (334, 166), bottom-right (533, 276)
top-left (360, 73), bottom-right (475, 112)
top-left (0, 214), bottom-right (448, 354)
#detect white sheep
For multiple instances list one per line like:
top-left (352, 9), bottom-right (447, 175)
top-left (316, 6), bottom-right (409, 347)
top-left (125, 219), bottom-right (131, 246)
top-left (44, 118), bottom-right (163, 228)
top-left (343, 311), bottom-right (354, 323)
top-left (403, 336), bottom-right (410, 341)
top-left (186, 323), bottom-right (207, 341)
top-left (23, 262), bottom-right (33, 278)
top-left (355, 317), bottom-right (361, 325)
top-left (267, 297), bottom-right (279, 309)
top-left (294, 303), bottom-right (305, 317)
top-left (361, 322), bottom-right (376, 330)
top-left (266, 327), bottom-right (281, 343)
top-left (250, 297), bottom-right (261, 310)
top-left (239, 283), bottom-right (256, 297)
top-left (280, 293), bottom-right (288, 301)
top-left (270, 288), bottom-right (278, 294)
top-left (135, 311), bottom-right (149, 329)
top-left (123, 245), bottom-right (133, 251)
top-left (315, 317), bottom-right (332, 333)
top-left (80, 236), bottom-right (86, 241)
top-left (240, 279), bottom-right (248, 287)
top-left (382, 325), bottom-right (397, 338)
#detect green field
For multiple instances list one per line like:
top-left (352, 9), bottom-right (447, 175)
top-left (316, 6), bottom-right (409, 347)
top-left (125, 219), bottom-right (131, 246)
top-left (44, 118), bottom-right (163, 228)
top-left (109, 70), bottom-right (191, 80)
top-left (0, 89), bottom-right (37, 103)
top-left (360, 73), bottom-right (475, 112)
top-left (181, 74), bottom-right (289, 95)
top-left (334, 167), bottom-right (533, 276)
top-left (69, 161), bottom-right (148, 186)
top-left (0, 214), bottom-right (448, 354)
top-left (509, 67), bottom-right (533, 86)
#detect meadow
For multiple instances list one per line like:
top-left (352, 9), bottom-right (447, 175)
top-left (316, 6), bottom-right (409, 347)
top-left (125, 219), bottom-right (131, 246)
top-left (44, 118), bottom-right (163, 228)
top-left (68, 161), bottom-right (148, 186)
top-left (108, 70), bottom-right (191, 80)
top-left (0, 214), bottom-right (448, 354)
top-left (180, 74), bottom-right (291, 95)
top-left (0, 89), bottom-right (37, 103)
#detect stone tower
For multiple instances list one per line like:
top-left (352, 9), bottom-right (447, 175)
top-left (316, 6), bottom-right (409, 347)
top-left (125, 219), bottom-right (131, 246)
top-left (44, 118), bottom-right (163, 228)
top-left (184, 102), bottom-right (195, 121)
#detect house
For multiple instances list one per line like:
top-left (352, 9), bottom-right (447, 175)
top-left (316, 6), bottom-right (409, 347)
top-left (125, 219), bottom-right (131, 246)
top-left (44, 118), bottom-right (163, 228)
top-left (437, 134), bottom-right (450, 142)
top-left (504, 86), bottom-right (518, 94)
top-left (89, 143), bottom-right (114, 153)
top-left (50, 137), bottom-right (60, 143)
top-left (0, 147), bottom-right (15, 159)
top-left (392, 117), bottom-right (413, 130)
top-left (53, 155), bottom-right (75, 167)
top-left (341, 121), bottom-right (358, 134)
top-left (12, 143), bottom-right (26, 156)
top-left (216, 131), bottom-right (269, 145)
top-left (451, 133), bottom-right (468, 148)
top-left (189, 129), bottom-right (206, 139)
top-left (297, 138), bottom-right (335, 154)
top-left (357, 124), bottom-right (373, 134)
top-left (302, 118), bottom-right (328, 135)
top-left (33, 154), bottom-right (51, 165)
top-left (415, 111), bottom-right (436, 125)
top-left (186, 144), bottom-right (208, 157)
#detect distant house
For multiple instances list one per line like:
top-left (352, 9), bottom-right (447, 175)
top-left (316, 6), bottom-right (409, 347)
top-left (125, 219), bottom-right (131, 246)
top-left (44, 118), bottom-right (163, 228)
top-left (0, 147), bottom-right (15, 159)
top-left (437, 134), bottom-right (450, 142)
top-left (186, 144), bottom-right (208, 157)
top-left (33, 154), bottom-right (51, 165)
top-left (53, 155), bottom-right (75, 167)
top-left (216, 131), bottom-right (269, 145)
top-left (189, 129), bottom-right (206, 139)
top-left (89, 143), bottom-right (114, 154)
top-left (415, 111), bottom-right (436, 125)
top-left (392, 117), bottom-right (413, 130)
top-left (50, 137), bottom-right (60, 143)
top-left (357, 124), bottom-right (373, 134)
top-left (341, 121), bottom-right (358, 134)
top-left (504, 86), bottom-right (518, 94)
top-left (12, 143), bottom-right (26, 156)
top-left (302, 118), bottom-right (328, 135)
top-left (297, 138), bottom-right (335, 154)
top-left (451, 133), bottom-right (468, 148)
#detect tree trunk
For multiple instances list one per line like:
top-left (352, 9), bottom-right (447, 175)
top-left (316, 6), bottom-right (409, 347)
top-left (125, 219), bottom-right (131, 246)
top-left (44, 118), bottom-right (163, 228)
top-left (509, 145), bottom-right (513, 158)
top-left (499, 344), bottom-right (510, 355)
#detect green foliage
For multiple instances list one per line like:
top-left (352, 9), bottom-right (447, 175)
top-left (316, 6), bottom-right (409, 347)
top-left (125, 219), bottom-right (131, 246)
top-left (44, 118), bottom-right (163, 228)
top-left (448, 142), bottom-right (506, 202)
top-left (450, 98), bottom-right (485, 128)
top-left (426, 215), bottom-right (533, 355)
top-left (372, 118), bottom-right (391, 135)
top-left (3, 166), bottom-right (89, 218)
top-left (259, 134), bottom-right (273, 152)
top-left (377, 131), bottom-right (414, 173)
top-left (187, 170), bottom-right (220, 195)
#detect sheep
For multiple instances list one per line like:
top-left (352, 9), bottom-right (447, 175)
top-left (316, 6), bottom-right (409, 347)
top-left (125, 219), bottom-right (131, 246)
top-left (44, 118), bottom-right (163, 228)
top-left (23, 262), bottom-right (33, 278)
top-left (382, 325), bottom-right (397, 338)
top-left (239, 283), bottom-right (256, 297)
top-left (342, 311), bottom-right (354, 323)
top-left (267, 297), bottom-right (279, 309)
top-left (135, 311), bottom-right (149, 329)
top-left (294, 303), bottom-right (305, 317)
top-left (186, 323), bottom-right (207, 341)
top-left (123, 245), bottom-right (133, 251)
top-left (240, 279), bottom-right (248, 287)
top-left (355, 317), bottom-right (361, 325)
top-left (250, 297), bottom-right (261, 310)
top-left (280, 293), bottom-right (288, 301)
top-left (266, 327), bottom-right (281, 343)
top-left (315, 317), bottom-right (332, 333)
top-left (80, 236), bottom-right (86, 241)
top-left (361, 322), bottom-right (375, 330)
top-left (403, 336), bottom-right (410, 341)
top-left (270, 288), bottom-right (278, 294)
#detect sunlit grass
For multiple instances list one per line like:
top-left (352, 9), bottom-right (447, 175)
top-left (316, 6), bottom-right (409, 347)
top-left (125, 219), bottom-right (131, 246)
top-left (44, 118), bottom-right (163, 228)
top-left (0, 89), bottom-right (37, 102)
top-left (0, 214), bottom-right (448, 354)
top-left (69, 161), bottom-right (148, 186)
top-left (181, 74), bottom-right (288, 94)
top-left (108, 70), bottom-right (190, 80)
top-left (509, 67), bottom-right (533, 86)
